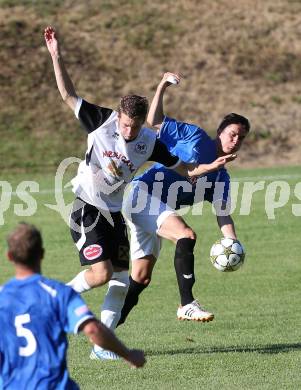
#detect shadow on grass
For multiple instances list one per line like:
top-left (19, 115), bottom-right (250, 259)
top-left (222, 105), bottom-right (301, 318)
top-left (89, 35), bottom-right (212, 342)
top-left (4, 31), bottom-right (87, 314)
top-left (147, 343), bottom-right (301, 356)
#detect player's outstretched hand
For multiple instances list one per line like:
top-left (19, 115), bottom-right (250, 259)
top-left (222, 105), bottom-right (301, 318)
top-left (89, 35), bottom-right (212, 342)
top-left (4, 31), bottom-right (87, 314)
top-left (44, 26), bottom-right (59, 57)
top-left (160, 72), bottom-right (180, 87)
top-left (125, 349), bottom-right (146, 368)
top-left (210, 154), bottom-right (237, 171)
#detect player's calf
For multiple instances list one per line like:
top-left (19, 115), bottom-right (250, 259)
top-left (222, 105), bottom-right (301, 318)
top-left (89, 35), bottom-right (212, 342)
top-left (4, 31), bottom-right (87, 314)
top-left (117, 276), bottom-right (149, 327)
top-left (174, 237), bottom-right (196, 306)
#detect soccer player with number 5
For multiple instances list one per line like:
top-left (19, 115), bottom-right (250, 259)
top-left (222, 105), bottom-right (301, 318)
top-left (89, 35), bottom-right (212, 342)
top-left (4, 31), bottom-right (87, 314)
top-left (0, 223), bottom-right (146, 389)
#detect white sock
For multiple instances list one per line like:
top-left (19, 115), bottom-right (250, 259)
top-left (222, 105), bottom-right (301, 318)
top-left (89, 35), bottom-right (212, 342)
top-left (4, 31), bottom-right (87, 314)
top-left (94, 271), bottom-right (129, 353)
top-left (66, 270), bottom-right (91, 293)
top-left (88, 271), bottom-right (129, 355)
top-left (100, 270), bottom-right (129, 329)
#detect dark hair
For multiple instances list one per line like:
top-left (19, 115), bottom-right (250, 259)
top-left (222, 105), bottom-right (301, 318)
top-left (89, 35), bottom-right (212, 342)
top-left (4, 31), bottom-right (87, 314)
top-left (118, 95), bottom-right (148, 122)
top-left (217, 113), bottom-right (250, 133)
top-left (7, 223), bottom-right (43, 267)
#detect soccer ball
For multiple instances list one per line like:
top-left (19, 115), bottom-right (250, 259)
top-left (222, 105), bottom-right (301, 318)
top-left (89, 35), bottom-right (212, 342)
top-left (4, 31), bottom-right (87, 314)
top-left (210, 238), bottom-right (245, 272)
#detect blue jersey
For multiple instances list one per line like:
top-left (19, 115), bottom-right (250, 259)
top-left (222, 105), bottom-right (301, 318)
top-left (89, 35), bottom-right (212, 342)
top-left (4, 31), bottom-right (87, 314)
top-left (133, 116), bottom-right (230, 209)
top-left (0, 274), bottom-right (94, 390)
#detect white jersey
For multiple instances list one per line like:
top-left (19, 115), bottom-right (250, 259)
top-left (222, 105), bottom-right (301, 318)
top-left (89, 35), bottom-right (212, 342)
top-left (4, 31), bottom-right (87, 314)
top-left (71, 98), bottom-right (179, 212)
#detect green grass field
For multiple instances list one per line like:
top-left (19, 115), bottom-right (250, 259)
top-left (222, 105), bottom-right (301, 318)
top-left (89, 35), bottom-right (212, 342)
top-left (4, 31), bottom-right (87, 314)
top-left (1, 166), bottom-right (301, 389)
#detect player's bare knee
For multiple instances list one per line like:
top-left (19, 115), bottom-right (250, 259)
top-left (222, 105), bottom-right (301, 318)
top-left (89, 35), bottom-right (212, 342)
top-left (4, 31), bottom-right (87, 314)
top-left (131, 255), bottom-right (155, 286)
top-left (132, 266), bottom-right (152, 286)
top-left (180, 227), bottom-right (196, 241)
top-left (135, 274), bottom-right (151, 286)
top-left (132, 268), bottom-right (152, 285)
top-left (91, 268), bottom-right (113, 287)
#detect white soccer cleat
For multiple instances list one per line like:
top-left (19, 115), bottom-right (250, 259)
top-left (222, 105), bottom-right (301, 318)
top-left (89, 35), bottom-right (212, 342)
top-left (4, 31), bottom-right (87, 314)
top-left (90, 347), bottom-right (120, 361)
top-left (177, 300), bottom-right (214, 322)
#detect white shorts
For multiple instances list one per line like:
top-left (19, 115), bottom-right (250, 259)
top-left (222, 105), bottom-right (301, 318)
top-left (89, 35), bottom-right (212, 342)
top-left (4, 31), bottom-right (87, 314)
top-left (123, 184), bottom-right (177, 260)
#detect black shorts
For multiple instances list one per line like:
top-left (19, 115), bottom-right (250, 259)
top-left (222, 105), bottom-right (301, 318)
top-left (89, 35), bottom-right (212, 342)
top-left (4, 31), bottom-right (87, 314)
top-left (70, 198), bottom-right (129, 269)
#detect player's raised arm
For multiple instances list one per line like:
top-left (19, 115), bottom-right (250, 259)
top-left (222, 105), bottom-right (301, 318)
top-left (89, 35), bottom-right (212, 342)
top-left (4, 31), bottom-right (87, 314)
top-left (147, 72), bottom-right (180, 129)
top-left (44, 26), bottom-right (78, 111)
top-left (80, 319), bottom-right (146, 368)
top-left (174, 154), bottom-right (237, 178)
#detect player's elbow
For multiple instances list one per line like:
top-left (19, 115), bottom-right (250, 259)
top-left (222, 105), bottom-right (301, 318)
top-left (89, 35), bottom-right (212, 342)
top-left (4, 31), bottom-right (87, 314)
top-left (82, 319), bottom-right (103, 338)
top-left (147, 115), bottom-right (163, 129)
top-left (61, 91), bottom-right (69, 102)
top-left (146, 115), bottom-right (154, 126)
top-left (147, 118), bottom-right (161, 129)
top-left (181, 162), bottom-right (193, 177)
top-left (62, 93), bottom-right (77, 110)
top-left (61, 91), bottom-right (72, 102)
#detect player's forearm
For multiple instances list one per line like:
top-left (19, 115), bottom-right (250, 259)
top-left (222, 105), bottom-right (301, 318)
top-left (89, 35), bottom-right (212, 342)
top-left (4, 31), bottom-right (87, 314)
top-left (174, 161), bottom-right (210, 177)
top-left (217, 215), bottom-right (237, 239)
top-left (186, 162), bottom-right (212, 177)
top-left (51, 53), bottom-right (77, 110)
top-left (147, 82), bottom-right (166, 128)
top-left (175, 154), bottom-right (237, 178)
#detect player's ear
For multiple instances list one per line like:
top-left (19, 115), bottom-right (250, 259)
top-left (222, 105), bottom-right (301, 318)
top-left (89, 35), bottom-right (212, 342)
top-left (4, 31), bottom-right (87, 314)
top-left (7, 251), bottom-right (14, 262)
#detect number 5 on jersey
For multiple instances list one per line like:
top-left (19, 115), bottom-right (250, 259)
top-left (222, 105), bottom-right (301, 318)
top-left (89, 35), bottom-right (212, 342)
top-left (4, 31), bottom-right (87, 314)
top-left (14, 314), bottom-right (37, 357)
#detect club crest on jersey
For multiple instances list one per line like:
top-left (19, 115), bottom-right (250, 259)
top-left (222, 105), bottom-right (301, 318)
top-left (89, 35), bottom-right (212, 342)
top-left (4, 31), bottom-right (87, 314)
top-left (83, 244), bottom-right (103, 260)
top-left (134, 142), bottom-right (147, 154)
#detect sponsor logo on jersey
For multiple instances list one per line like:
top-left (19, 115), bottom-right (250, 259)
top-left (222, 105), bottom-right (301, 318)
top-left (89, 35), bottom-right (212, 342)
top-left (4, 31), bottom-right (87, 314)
top-left (103, 151), bottom-right (135, 173)
top-left (106, 160), bottom-right (123, 177)
top-left (83, 244), bottom-right (103, 260)
top-left (75, 304), bottom-right (90, 317)
top-left (134, 142), bottom-right (147, 154)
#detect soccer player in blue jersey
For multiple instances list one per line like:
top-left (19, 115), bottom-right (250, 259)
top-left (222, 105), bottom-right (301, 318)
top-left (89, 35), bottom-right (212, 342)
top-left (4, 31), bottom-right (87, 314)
top-left (118, 72), bottom-right (250, 325)
top-left (0, 223), bottom-right (145, 389)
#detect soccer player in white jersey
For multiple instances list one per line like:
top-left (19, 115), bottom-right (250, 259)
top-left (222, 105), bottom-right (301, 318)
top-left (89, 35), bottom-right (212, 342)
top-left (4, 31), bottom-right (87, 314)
top-left (44, 26), bottom-right (236, 360)
top-left (118, 72), bottom-right (250, 326)
top-left (0, 223), bottom-right (145, 389)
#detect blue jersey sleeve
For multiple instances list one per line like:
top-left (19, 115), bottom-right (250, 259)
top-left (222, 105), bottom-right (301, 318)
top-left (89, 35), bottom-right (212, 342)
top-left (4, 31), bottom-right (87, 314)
top-left (157, 116), bottom-right (215, 164)
top-left (0, 344), bottom-right (3, 385)
top-left (64, 288), bottom-right (95, 334)
top-left (159, 116), bottom-right (200, 148)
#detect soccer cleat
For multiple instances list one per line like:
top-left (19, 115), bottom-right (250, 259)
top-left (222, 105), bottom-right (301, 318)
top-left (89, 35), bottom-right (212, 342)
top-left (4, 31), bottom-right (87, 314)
top-left (177, 300), bottom-right (214, 322)
top-left (90, 347), bottom-right (120, 361)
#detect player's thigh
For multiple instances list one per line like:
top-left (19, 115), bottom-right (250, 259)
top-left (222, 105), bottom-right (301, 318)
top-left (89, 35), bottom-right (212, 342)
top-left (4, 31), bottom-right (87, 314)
top-left (124, 185), bottom-right (172, 235)
top-left (128, 218), bottom-right (161, 261)
top-left (157, 214), bottom-right (196, 243)
top-left (70, 198), bottom-right (119, 267)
